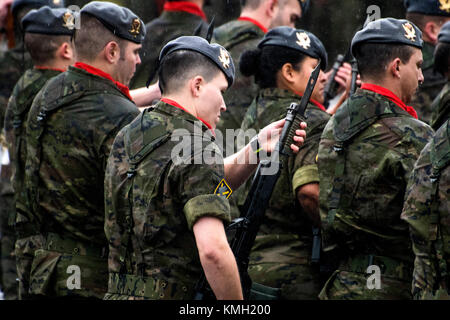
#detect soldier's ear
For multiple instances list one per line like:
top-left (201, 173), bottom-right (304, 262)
top-left (389, 58), bottom-right (402, 79)
top-left (190, 75), bottom-right (204, 97)
top-left (104, 41), bottom-right (120, 64)
top-left (423, 21), bottom-right (440, 45)
top-left (280, 63), bottom-right (296, 83)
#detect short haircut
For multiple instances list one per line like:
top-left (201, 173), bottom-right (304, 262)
top-left (24, 33), bottom-right (71, 65)
top-left (353, 43), bottom-right (416, 81)
top-left (406, 12), bottom-right (449, 31)
top-left (434, 42), bottom-right (450, 76)
top-left (74, 13), bottom-right (126, 62)
top-left (158, 50), bottom-right (222, 94)
top-left (240, 45), bottom-right (307, 88)
top-left (240, 0), bottom-right (262, 9)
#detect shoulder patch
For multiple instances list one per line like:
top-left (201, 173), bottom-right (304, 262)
top-left (214, 179), bottom-right (233, 199)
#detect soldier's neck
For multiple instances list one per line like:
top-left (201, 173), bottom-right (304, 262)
top-left (240, 8), bottom-right (272, 30)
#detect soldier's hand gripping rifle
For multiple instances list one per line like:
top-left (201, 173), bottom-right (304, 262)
top-left (194, 61), bottom-right (321, 300)
top-left (323, 16), bottom-right (371, 109)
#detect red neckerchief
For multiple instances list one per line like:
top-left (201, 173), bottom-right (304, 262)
top-left (164, 1), bottom-right (207, 21)
top-left (73, 62), bottom-right (133, 101)
top-left (34, 66), bottom-right (66, 73)
top-left (238, 16), bottom-right (268, 34)
top-left (361, 83), bottom-right (418, 119)
top-left (294, 91), bottom-right (327, 112)
top-left (161, 97), bottom-right (214, 132)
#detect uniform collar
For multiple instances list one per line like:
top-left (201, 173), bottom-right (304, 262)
top-left (73, 62), bottom-right (133, 101)
top-left (160, 98), bottom-right (214, 133)
top-left (163, 1), bottom-right (207, 21)
top-left (238, 16), bottom-right (268, 34)
top-left (361, 83), bottom-right (418, 119)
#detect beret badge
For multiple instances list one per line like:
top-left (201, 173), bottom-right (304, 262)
top-left (440, 0), bottom-right (450, 13)
top-left (218, 48), bottom-right (230, 69)
top-left (129, 18), bottom-right (141, 36)
top-left (402, 22), bottom-right (416, 41)
top-left (62, 11), bottom-right (75, 30)
top-left (296, 32), bottom-right (311, 49)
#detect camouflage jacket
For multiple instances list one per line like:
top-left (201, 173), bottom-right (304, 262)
top-left (213, 19), bottom-right (265, 133)
top-left (0, 46), bottom-right (32, 196)
top-left (431, 82), bottom-right (450, 131)
top-left (401, 120), bottom-right (450, 299)
top-left (318, 88), bottom-right (434, 266)
top-left (25, 66), bottom-right (140, 244)
top-left (4, 68), bottom-right (62, 230)
top-left (410, 42), bottom-right (447, 125)
top-left (104, 100), bottom-right (232, 299)
top-left (240, 88), bottom-right (330, 264)
top-left (130, 10), bottom-right (208, 89)
top-left (0, 45), bottom-right (32, 133)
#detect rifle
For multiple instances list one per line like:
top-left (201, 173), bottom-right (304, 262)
top-left (323, 15), bottom-right (371, 109)
top-left (194, 60), bottom-right (321, 300)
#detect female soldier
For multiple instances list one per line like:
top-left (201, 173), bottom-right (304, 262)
top-left (238, 26), bottom-right (329, 299)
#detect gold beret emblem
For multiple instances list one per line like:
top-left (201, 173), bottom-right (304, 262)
top-left (402, 22), bottom-right (416, 41)
top-left (218, 48), bottom-right (230, 69)
top-left (62, 11), bottom-right (75, 30)
top-left (129, 18), bottom-right (141, 36)
top-left (439, 0), bottom-right (450, 13)
top-left (296, 32), bottom-right (311, 49)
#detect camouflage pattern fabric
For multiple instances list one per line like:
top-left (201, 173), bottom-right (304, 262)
top-left (4, 68), bottom-right (62, 299)
top-left (401, 120), bottom-right (450, 300)
top-left (239, 88), bottom-right (330, 299)
top-left (213, 19), bottom-right (265, 135)
top-left (104, 101), bottom-right (232, 300)
top-left (410, 42), bottom-right (447, 125)
top-left (431, 82), bottom-right (450, 131)
top-left (23, 66), bottom-right (140, 298)
top-left (317, 88), bottom-right (434, 300)
top-left (0, 45), bottom-right (32, 300)
top-left (130, 10), bottom-right (208, 89)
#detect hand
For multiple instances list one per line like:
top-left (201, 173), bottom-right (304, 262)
top-left (334, 62), bottom-right (361, 95)
top-left (0, 0), bottom-right (12, 29)
top-left (258, 119), bottom-right (307, 154)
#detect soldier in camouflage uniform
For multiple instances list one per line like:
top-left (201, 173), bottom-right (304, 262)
top-left (430, 21), bottom-right (450, 130)
top-left (23, 1), bottom-right (144, 299)
top-left (214, 0), bottom-right (307, 136)
top-left (238, 27), bottom-right (328, 299)
top-left (103, 36), bottom-right (307, 300)
top-left (401, 20), bottom-right (450, 300)
top-left (3, 6), bottom-right (75, 299)
top-left (130, 0), bottom-right (209, 89)
top-left (405, 0), bottom-right (450, 124)
top-left (317, 18), bottom-right (434, 300)
top-left (0, 0), bottom-right (63, 300)
top-left (401, 119), bottom-right (450, 300)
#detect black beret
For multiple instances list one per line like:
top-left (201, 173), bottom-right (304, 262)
top-left (438, 21), bottom-right (450, 43)
top-left (22, 6), bottom-right (74, 36)
top-left (12, 0), bottom-right (64, 15)
top-left (299, 0), bottom-right (310, 14)
top-left (257, 26), bottom-right (328, 70)
top-left (159, 36), bottom-right (235, 88)
top-left (404, 0), bottom-right (450, 17)
top-left (351, 18), bottom-right (423, 56)
top-left (80, 1), bottom-right (146, 44)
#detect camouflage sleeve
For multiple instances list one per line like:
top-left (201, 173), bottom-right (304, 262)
top-left (4, 95), bottom-right (16, 153)
top-left (291, 140), bottom-right (320, 195)
top-left (173, 140), bottom-right (231, 230)
top-left (401, 142), bottom-right (437, 299)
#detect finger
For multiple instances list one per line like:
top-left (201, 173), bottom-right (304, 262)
top-left (295, 129), bottom-right (306, 137)
top-left (298, 122), bottom-right (307, 129)
top-left (293, 135), bottom-right (305, 144)
top-left (290, 144), bottom-right (300, 153)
